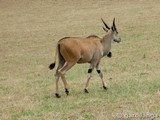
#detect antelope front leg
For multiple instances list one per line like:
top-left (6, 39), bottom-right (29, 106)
top-left (96, 63), bottom-right (107, 90)
top-left (84, 64), bottom-right (94, 93)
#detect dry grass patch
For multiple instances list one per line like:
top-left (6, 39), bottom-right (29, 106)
top-left (0, 0), bottom-right (160, 120)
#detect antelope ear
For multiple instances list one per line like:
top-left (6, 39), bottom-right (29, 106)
top-left (103, 27), bottom-right (108, 32)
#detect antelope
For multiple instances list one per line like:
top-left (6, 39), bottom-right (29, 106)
top-left (49, 18), bottom-right (121, 98)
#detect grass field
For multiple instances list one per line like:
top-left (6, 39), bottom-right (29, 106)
top-left (0, 0), bottom-right (160, 120)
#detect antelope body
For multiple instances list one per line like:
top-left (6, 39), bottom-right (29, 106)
top-left (49, 18), bottom-right (121, 98)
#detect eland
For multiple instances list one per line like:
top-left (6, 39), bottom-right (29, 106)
top-left (49, 18), bottom-right (121, 98)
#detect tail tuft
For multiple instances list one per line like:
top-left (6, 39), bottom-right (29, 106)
top-left (49, 63), bottom-right (55, 70)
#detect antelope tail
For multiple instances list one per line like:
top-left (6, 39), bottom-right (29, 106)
top-left (49, 45), bottom-right (58, 70)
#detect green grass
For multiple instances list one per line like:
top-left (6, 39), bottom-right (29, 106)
top-left (11, 76), bottom-right (159, 119)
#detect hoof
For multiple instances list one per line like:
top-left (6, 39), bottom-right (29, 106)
top-left (84, 89), bottom-right (89, 93)
top-left (65, 88), bottom-right (69, 95)
top-left (103, 86), bottom-right (108, 90)
top-left (55, 93), bottom-right (61, 98)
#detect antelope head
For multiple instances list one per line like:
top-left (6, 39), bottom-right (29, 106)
top-left (101, 18), bottom-right (121, 43)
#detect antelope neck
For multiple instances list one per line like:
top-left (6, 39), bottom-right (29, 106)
top-left (101, 32), bottom-right (113, 56)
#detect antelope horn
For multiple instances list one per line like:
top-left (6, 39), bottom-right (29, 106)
top-left (101, 18), bottom-right (110, 30)
top-left (103, 27), bottom-right (108, 32)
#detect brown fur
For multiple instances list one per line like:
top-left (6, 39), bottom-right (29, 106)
top-left (49, 18), bottom-right (121, 97)
top-left (58, 37), bottom-right (103, 64)
top-left (86, 35), bottom-right (100, 38)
